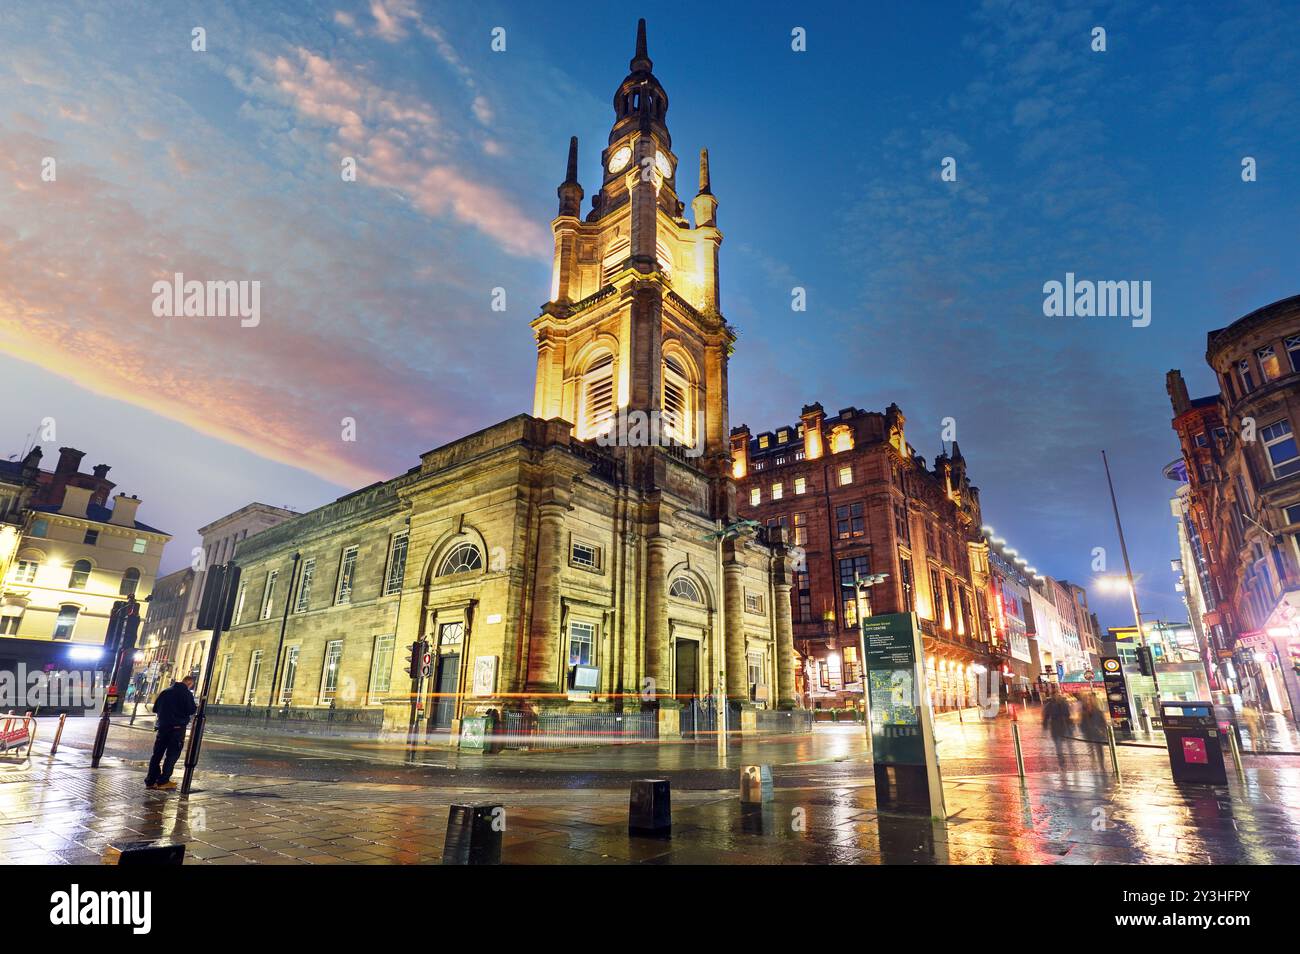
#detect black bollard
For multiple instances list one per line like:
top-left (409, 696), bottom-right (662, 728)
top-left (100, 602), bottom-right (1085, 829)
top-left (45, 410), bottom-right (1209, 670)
top-left (629, 779), bottom-right (671, 838)
top-left (102, 840), bottom-right (186, 865)
top-left (443, 803), bottom-right (503, 864)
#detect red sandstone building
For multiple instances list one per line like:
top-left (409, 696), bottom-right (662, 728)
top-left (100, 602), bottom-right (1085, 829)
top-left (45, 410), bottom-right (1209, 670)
top-left (733, 402), bottom-right (1008, 709)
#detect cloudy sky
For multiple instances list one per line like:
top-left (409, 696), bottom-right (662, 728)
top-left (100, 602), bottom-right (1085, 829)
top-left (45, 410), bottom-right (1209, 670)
top-left (2, 0), bottom-right (1298, 627)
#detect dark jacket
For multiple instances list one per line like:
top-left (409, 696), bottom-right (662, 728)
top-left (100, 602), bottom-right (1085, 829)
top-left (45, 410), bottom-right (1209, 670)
top-left (153, 682), bottom-right (197, 732)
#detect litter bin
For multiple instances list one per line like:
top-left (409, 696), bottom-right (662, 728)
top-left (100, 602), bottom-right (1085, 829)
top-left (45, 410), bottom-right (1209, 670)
top-left (1161, 700), bottom-right (1227, 785)
top-left (459, 711), bottom-right (496, 753)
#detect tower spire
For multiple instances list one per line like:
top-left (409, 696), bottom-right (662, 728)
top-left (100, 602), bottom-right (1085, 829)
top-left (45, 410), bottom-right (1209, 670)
top-left (698, 148), bottom-right (712, 196)
top-left (631, 18), bottom-right (651, 72)
top-left (556, 135), bottom-right (583, 218)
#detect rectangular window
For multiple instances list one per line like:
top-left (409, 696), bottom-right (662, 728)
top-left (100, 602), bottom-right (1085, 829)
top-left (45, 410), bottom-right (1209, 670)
top-left (1285, 504), bottom-right (1300, 525)
top-left (295, 559), bottom-right (316, 612)
top-left (1238, 358), bottom-right (1256, 394)
top-left (792, 512), bottom-right (807, 546)
top-left (842, 645), bottom-right (860, 684)
top-left (244, 650), bottom-right (263, 704)
top-left (1262, 419), bottom-right (1300, 478)
top-left (133, 537), bottom-right (147, 554)
top-left (320, 640), bottom-right (343, 703)
top-left (233, 581), bottom-right (247, 625)
top-left (894, 501), bottom-right (910, 542)
top-left (1258, 345), bottom-right (1282, 381)
top-left (839, 555), bottom-right (871, 626)
top-left (794, 476), bottom-right (807, 495)
top-left (571, 540), bottom-right (601, 570)
top-left (838, 465), bottom-right (853, 486)
top-left (794, 570), bottom-right (812, 622)
top-left (215, 655), bottom-right (232, 703)
top-left (261, 570), bottom-right (278, 620)
top-left (958, 588), bottom-right (971, 636)
top-left (747, 652), bottom-right (764, 699)
top-left (1288, 336), bottom-right (1300, 373)
top-left (280, 646), bottom-right (299, 706)
top-left (384, 531), bottom-right (409, 596)
top-left (12, 559), bottom-right (37, 584)
top-left (30, 519), bottom-right (48, 538)
top-left (928, 568), bottom-right (943, 621)
top-left (53, 605), bottom-right (78, 639)
top-left (568, 620), bottom-right (596, 667)
top-left (771, 481), bottom-right (783, 501)
top-left (369, 634), bottom-right (395, 703)
top-left (745, 592), bottom-right (764, 614)
top-left (900, 556), bottom-right (914, 612)
top-left (750, 487), bottom-right (761, 506)
top-left (835, 502), bottom-right (865, 539)
top-left (336, 545), bottom-right (358, 604)
top-left (83, 528), bottom-right (99, 545)
top-left (944, 578), bottom-right (957, 631)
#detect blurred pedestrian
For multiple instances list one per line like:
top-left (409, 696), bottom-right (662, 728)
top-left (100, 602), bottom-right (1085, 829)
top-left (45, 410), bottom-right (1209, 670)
top-left (1078, 692), bottom-right (1109, 769)
top-left (1241, 704), bottom-right (1266, 751)
top-left (1042, 689), bottom-right (1076, 768)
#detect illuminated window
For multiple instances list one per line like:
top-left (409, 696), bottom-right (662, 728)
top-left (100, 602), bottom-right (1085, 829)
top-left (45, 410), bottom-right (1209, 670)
top-left (1258, 345), bottom-right (1282, 381)
top-left (759, 435), bottom-right (770, 449)
top-left (794, 476), bottom-right (807, 495)
top-left (12, 559), bottom-right (37, 584)
top-left (830, 426), bottom-right (854, 453)
top-left (320, 640), bottom-right (343, 703)
top-left (772, 482), bottom-right (783, 501)
top-left (53, 604), bottom-right (79, 640)
top-left (778, 430), bottom-right (789, 444)
top-left (133, 538), bottom-right (147, 554)
top-left (792, 512), bottom-right (807, 546)
top-left (119, 567), bottom-right (140, 597)
top-left (579, 352), bottom-right (615, 439)
top-left (439, 543), bottom-right (483, 576)
top-left (568, 620), bottom-right (596, 666)
top-left (68, 559), bottom-right (91, 590)
top-left (750, 487), bottom-right (761, 506)
top-left (838, 465), bottom-right (853, 486)
top-left (839, 555), bottom-right (871, 626)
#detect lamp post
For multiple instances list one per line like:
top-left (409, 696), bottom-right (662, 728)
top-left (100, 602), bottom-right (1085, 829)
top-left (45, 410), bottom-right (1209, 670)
top-left (1102, 450), bottom-right (1161, 732)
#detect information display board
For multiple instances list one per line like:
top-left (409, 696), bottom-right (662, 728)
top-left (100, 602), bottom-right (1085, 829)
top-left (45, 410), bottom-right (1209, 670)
top-left (860, 613), bottom-right (945, 818)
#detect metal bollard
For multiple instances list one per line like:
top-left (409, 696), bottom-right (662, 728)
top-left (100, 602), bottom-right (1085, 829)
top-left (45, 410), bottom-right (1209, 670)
top-left (49, 713), bottom-right (67, 756)
top-left (1107, 723), bottom-right (1122, 780)
top-left (1227, 726), bottom-right (1245, 780)
top-left (740, 764), bottom-right (774, 805)
top-left (629, 779), bottom-right (671, 838)
top-left (442, 803), bottom-right (503, 865)
top-left (1011, 721), bottom-right (1026, 778)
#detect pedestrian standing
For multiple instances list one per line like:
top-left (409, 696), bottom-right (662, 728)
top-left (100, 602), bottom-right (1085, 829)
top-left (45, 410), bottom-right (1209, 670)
top-left (1078, 692), bottom-right (1109, 770)
top-left (144, 675), bottom-right (197, 791)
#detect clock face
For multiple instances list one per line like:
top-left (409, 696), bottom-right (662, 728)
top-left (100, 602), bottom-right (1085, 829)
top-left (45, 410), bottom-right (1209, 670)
top-left (654, 150), bottom-right (673, 178)
top-left (607, 145), bottom-right (631, 174)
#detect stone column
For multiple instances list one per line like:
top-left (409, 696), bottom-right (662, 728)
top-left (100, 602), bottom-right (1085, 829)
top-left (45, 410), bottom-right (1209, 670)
top-left (724, 560), bottom-right (747, 700)
top-left (644, 535), bottom-right (669, 701)
top-left (773, 578), bottom-right (796, 709)
top-left (526, 502), bottom-right (567, 692)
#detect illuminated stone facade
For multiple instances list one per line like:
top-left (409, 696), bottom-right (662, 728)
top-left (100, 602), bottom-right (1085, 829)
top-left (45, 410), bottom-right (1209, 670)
top-left (214, 21), bottom-right (797, 739)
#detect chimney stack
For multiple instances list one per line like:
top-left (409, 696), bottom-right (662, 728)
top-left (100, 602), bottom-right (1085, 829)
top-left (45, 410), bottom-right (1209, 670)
top-left (56, 447), bottom-right (85, 475)
top-left (110, 493), bottom-right (141, 527)
top-left (800, 403), bottom-right (825, 461)
top-left (730, 425), bottom-right (751, 479)
top-left (61, 485), bottom-right (93, 518)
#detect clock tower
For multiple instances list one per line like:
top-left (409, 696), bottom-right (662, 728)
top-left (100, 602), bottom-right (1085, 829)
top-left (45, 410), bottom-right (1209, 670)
top-left (532, 18), bottom-right (729, 490)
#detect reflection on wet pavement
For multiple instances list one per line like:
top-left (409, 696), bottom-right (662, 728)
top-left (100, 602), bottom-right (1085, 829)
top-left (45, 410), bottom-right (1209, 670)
top-left (2, 716), bottom-right (1297, 864)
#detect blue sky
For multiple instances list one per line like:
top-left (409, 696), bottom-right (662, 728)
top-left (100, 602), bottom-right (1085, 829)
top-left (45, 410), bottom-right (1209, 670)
top-left (2, 0), bottom-right (1298, 628)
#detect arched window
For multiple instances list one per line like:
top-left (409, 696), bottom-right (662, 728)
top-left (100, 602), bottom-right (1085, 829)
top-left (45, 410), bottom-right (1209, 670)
top-left (120, 567), bottom-right (141, 597)
top-left (438, 543), bottom-right (483, 577)
top-left (68, 559), bottom-right (92, 589)
top-left (53, 604), bottom-right (79, 639)
top-left (579, 352), bottom-right (615, 439)
top-left (830, 425), bottom-right (854, 453)
top-left (669, 577), bottom-right (703, 603)
top-left (662, 354), bottom-right (692, 444)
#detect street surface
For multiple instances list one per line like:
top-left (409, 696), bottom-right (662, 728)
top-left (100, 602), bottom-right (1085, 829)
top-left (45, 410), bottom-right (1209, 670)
top-left (2, 708), bottom-right (1298, 864)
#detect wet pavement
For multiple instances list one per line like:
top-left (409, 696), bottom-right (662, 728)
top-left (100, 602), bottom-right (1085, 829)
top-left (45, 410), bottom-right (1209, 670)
top-left (4, 711), bottom-right (1298, 864)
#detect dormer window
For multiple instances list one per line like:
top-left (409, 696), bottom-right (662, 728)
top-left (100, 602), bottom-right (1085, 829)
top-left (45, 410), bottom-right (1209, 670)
top-left (830, 425), bottom-right (854, 453)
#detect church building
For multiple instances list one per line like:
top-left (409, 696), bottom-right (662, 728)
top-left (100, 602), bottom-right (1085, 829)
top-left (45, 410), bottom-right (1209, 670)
top-left (214, 21), bottom-right (797, 741)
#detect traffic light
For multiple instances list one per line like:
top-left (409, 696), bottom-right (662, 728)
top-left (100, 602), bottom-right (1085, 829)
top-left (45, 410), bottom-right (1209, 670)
top-left (1137, 645), bottom-right (1154, 677)
top-left (404, 641), bottom-right (421, 678)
